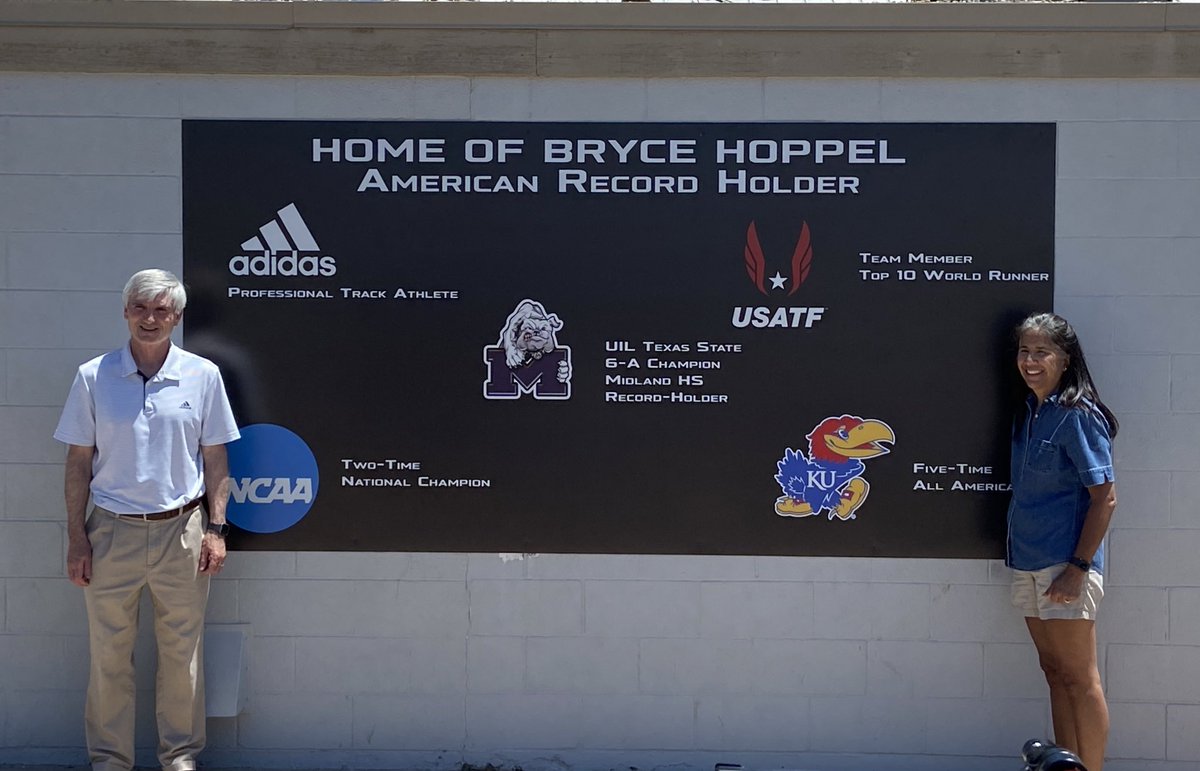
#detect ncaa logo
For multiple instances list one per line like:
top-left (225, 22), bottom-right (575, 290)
top-left (226, 424), bottom-right (319, 533)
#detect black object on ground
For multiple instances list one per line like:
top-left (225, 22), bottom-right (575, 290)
top-left (1022, 738), bottom-right (1088, 771)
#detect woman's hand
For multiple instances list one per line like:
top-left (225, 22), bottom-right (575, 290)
top-left (1045, 565), bottom-right (1086, 604)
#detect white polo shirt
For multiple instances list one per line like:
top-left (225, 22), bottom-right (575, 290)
top-left (54, 343), bottom-right (241, 515)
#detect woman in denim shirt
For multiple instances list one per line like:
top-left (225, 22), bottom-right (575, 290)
top-left (1008, 312), bottom-right (1118, 771)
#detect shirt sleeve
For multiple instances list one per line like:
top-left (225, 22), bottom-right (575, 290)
top-left (53, 368), bottom-right (96, 447)
top-left (1062, 407), bottom-right (1114, 488)
top-left (200, 367), bottom-right (241, 446)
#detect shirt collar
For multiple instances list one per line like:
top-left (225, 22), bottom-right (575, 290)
top-left (1024, 392), bottom-right (1062, 424)
top-left (159, 345), bottom-right (183, 381)
top-left (121, 342), bottom-right (183, 382)
top-left (119, 344), bottom-right (138, 377)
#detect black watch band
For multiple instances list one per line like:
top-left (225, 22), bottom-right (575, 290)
top-left (1067, 556), bottom-right (1091, 572)
top-left (206, 522), bottom-right (231, 537)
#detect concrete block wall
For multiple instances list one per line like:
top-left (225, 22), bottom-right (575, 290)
top-left (1, 73), bottom-right (1198, 771)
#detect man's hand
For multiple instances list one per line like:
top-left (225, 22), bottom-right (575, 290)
top-left (67, 535), bottom-right (93, 587)
top-left (64, 444), bottom-right (96, 588)
top-left (199, 532), bottom-right (227, 574)
top-left (199, 443), bottom-right (232, 575)
top-left (1044, 565), bottom-right (1086, 604)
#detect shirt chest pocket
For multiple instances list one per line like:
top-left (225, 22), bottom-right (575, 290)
top-left (1028, 439), bottom-right (1061, 473)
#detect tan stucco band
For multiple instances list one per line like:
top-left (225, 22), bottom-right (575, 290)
top-left (1, 0), bottom-right (1198, 78)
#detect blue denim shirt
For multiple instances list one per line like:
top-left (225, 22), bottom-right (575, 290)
top-left (1007, 394), bottom-right (1114, 573)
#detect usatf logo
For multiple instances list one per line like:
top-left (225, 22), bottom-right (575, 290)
top-left (733, 220), bottom-right (826, 329)
top-left (226, 423), bottom-right (320, 533)
top-left (483, 299), bottom-right (573, 400)
top-left (744, 220), bottom-right (812, 296)
top-left (774, 415), bottom-right (894, 521)
top-left (229, 203), bottom-right (337, 277)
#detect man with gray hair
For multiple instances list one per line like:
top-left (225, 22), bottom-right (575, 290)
top-left (53, 269), bottom-right (240, 771)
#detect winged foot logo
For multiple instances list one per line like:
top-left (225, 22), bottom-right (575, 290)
top-left (745, 220), bottom-right (812, 296)
top-left (774, 415), bottom-right (895, 521)
top-left (733, 220), bottom-right (826, 329)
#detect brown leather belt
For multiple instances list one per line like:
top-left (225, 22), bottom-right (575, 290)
top-left (121, 499), bottom-right (202, 521)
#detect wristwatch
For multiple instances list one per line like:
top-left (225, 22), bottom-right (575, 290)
top-left (206, 522), bottom-right (231, 537)
top-left (1067, 556), bottom-right (1091, 572)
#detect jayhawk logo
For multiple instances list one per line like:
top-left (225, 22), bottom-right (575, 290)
top-left (775, 415), bottom-right (895, 520)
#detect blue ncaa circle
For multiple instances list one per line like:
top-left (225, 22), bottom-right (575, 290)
top-left (225, 423), bottom-right (319, 534)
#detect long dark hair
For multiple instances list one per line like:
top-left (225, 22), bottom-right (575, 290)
top-left (1015, 312), bottom-right (1118, 438)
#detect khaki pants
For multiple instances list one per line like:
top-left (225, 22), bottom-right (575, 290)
top-left (83, 505), bottom-right (210, 771)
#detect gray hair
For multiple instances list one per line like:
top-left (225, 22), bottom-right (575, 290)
top-left (122, 269), bottom-right (187, 313)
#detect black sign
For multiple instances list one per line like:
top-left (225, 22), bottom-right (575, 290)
top-left (182, 121), bottom-right (1054, 556)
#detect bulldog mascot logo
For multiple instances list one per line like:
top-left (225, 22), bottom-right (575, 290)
top-left (483, 299), bottom-right (573, 400)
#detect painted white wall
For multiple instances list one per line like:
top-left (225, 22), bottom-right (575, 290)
top-left (1, 73), bottom-right (1198, 771)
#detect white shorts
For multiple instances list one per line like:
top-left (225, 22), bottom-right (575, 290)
top-left (1011, 563), bottom-right (1104, 621)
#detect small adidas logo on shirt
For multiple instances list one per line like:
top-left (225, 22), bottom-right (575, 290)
top-left (228, 203), bottom-right (337, 277)
top-left (180, 401), bottom-right (192, 410)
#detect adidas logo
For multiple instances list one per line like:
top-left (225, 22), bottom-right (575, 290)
top-left (180, 401), bottom-right (192, 410)
top-left (228, 203), bottom-right (337, 277)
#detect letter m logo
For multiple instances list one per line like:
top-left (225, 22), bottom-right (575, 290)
top-left (483, 347), bottom-right (571, 400)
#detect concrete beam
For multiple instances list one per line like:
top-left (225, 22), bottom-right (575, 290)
top-left (0, 0), bottom-right (1197, 78)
